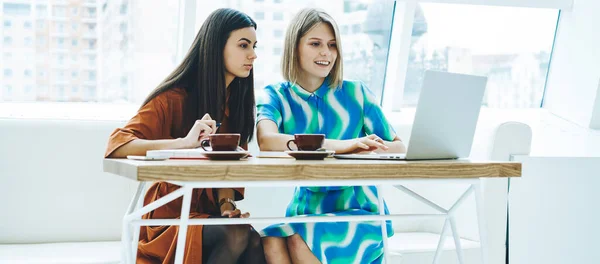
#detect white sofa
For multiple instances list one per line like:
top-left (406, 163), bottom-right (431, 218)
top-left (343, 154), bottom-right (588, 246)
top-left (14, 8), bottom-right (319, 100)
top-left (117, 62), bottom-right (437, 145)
top-left (0, 116), bottom-right (531, 264)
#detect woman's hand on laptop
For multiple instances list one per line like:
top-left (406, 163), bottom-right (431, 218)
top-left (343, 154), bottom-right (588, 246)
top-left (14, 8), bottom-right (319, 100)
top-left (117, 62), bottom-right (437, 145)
top-left (328, 135), bottom-right (389, 154)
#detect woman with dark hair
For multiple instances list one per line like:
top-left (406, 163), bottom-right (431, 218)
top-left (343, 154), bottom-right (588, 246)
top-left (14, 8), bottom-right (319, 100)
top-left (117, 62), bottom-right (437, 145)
top-left (105, 8), bottom-right (265, 264)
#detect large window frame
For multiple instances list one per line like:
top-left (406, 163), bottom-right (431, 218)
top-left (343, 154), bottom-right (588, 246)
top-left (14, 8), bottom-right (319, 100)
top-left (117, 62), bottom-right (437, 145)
top-left (380, 0), bottom-right (571, 112)
top-left (0, 0), bottom-right (573, 119)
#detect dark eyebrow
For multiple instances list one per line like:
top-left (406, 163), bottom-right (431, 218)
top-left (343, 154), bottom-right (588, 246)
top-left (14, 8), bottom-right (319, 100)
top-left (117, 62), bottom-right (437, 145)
top-left (239, 38), bottom-right (254, 44)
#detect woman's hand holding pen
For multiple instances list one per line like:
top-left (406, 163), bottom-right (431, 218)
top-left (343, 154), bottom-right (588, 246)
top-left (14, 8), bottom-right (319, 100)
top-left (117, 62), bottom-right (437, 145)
top-left (180, 113), bottom-right (217, 148)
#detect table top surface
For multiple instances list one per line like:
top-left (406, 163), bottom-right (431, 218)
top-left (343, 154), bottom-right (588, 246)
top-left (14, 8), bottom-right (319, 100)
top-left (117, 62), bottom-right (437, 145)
top-left (103, 157), bottom-right (521, 182)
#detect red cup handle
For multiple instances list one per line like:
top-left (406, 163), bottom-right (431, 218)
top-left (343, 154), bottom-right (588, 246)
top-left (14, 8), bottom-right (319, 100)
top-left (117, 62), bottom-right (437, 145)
top-left (286, 139), bottom-right (296, 151)
top-left (200, 139), bottom-right (210, 151)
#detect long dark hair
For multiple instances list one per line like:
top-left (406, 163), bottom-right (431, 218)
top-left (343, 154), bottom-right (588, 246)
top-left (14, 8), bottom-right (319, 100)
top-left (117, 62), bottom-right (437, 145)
top-left (141, 8), bottom-right (256, 145)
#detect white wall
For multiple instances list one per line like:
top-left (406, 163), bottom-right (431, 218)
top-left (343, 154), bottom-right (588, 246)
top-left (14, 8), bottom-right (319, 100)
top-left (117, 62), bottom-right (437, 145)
top-left (509, 156), bottom-right (600, 264)
top-left (0, 119), bottom-right (136, 243)
top-left (543, 0), bottom-right (600, 129)
top-left (590, 82), bottom-right (600, 129)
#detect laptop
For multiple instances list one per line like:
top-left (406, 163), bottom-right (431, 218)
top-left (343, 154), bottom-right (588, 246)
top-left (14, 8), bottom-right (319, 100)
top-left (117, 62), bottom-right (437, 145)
top-left (334, 70), bottom-right (487, 161)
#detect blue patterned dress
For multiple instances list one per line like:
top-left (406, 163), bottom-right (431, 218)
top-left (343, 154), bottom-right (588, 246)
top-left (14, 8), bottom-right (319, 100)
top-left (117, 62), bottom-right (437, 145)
top-left (256, 79), bottom-right (398, 264)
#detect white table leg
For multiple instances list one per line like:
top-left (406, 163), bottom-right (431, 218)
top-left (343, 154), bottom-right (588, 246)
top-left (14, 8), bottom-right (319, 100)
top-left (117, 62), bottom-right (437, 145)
top-left (131, 182), bottom-right (147, 260)
top-left (474, 181), bottom-right (489, 264)
top-left (174, 186), bottom-right (193, 264)
top-left (376, 185), bottom-right (391, 264)
top-left (433, 218), bottom-right (450, 264)
top-left (121, 219), bottom-right (132, 264)
top-left (450, 216), bottom-right (465, 264)
top-left (122, 181), bottom-right (146, 264)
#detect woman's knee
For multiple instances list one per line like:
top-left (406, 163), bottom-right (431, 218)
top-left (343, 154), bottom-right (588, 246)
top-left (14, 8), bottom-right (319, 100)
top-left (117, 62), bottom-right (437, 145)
top-left (223, 225), bottom-right (251, 249)
top-left (248, 229), bottom-right (263, 249)
top-left (262, 236), bottom-right (291, 263)
top-left (286, 234), bottom-right (309, 252)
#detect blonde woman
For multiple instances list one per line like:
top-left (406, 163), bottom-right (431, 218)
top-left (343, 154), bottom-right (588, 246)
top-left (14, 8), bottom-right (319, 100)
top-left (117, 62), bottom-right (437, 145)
top-left (256, 8), bottom-right (406, 264)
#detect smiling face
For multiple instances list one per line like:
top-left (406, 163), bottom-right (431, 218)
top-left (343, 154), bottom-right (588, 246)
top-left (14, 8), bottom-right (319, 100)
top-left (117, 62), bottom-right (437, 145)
top-left (223, 26), bottom-right (258, 82)
top-left (297, 22), bottom-right (338, 82)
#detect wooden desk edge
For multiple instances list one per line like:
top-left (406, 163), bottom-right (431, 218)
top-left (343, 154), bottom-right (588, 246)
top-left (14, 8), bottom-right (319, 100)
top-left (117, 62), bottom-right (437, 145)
top-left (103, 158), bottom-right (521, 182)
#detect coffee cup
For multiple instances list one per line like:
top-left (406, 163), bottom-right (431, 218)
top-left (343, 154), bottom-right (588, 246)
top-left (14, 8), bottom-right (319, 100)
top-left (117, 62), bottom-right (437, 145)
top-left (201, 133), bottom-right (240, 151)
top-left (286, 134), bottom-right (325, 151)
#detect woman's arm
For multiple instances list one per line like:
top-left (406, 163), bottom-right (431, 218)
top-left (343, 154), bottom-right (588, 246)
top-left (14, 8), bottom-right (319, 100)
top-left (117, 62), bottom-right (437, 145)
top-left (108, 115), bottom-right (217, 158)
top-left (257, 120), bottom-right (389, 154)
top-left (256, 120), bottom-right (295, 151)
top-left (109, 138), bottom-right (187, 158)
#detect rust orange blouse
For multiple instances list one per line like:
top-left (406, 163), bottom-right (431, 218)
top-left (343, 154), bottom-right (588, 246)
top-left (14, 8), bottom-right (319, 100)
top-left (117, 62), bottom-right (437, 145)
top-left (105, 88), bottom-right (245, 264)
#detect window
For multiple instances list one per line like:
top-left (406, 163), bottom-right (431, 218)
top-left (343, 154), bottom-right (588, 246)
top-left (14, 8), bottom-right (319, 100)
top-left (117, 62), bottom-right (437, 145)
top-left (4, 69), bottom-right (13, 77)
top-left (274, 0), bottom-right (283, 3)
top-left (25, 85), bottom-right (33, 94)
top-left (72, 22), bottom-right (78, 31)
top-left (24, 37), bottom-right (32, 46)
top-left (3, 20), bottom-right (11, 28)
top-left (89, 71), bottom-right (96, 81)
top-left (72, 71), bottom-right (78, 78)
top-left (52, 6), bottom-right (66, 17)
top-left (3, 3), bottom-right (31, 15)
top-left (37, 20), bottom-right (45, 29)
top-left (56, 85), bottom-right (65, 99)
top-left (192, 0), bottom-right (395, 108)
top-left (3, 36), bottom-right (12, 46)
top-left (57, 37), bottom-right (65, 48)
top-left (400, 4), bottom-right (558, 108)
top-left (57, 22), bottom-right (65, 33)
top-left (57, 71), bottom-right (65, 82)
top-left (72, 86), bottom-right (79, 93)
top-left (120, 4), bottom-right (128, 14)
top-left (37, 36), bottom-right (46, 46)
top-left (88, 39), bottom-right (96, 49)
top-left (87, 7), bottom-right (96, 18)
top-left (57, 54), bottom-right (65, 65)
top-left (88, 55), bottom-right (96, 66)
top-left (341, 25), bottom-right (349, 35)
top-left (24, 69), bottom-right (32, 78)
top-left (255, 12), bottom-right (264, 20)
top-left (85, 85), bottom-right (96, 100)
top-left (24, 21), bottom-right (32, 28)
top-left (71, 7), bottom-right (78, 16)
top-left (4, 85), bottom-right (13, 97)
top-left (344, 0), bottom-right (368, 13)
top-left (36, 5), bottom-right (47, 17)
top-left (352, 24), bottom-right (361, 34)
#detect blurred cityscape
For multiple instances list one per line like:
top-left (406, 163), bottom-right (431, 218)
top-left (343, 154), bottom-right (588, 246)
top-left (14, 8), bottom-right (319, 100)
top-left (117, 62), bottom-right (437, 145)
top-left (0, 0), bottom-right (556, 108)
